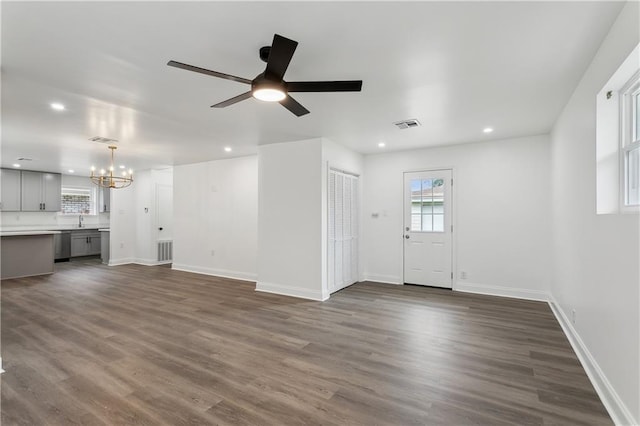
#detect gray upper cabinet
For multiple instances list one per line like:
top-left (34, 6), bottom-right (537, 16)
top-left (100, 187), bottom-right (111, 213)
top-left (42, 173), bottom-right (62, 211)
top-left (0, 168), bottom-right (22, 211)
top-left (20, 170), bottom-right (62, 212)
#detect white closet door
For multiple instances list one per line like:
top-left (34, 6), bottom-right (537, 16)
top-left (335, 173), bottom-right (344, 290)
top-left (350, 176), bottom-right (359, 283)
top-left (328, 169), bottom-right (359, 294)
top-left (328, 172), bottom-right (336, 291)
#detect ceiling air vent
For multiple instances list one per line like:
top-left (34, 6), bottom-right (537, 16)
top-left (89, 136), bottom-right (118, 144)
top-left (394, 119), bottom-right (421, 130)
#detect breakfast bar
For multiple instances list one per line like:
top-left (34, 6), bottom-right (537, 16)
top-left (1, 231), bottom-right (59, 280)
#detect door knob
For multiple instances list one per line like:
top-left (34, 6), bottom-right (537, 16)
top-left (405, 235), bottom-right (410, 239)
top-left (405, 226), bottom-right (410, 231)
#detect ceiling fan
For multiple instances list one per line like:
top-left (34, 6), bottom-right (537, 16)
top-left (167, 34), bottom-right (363, 117)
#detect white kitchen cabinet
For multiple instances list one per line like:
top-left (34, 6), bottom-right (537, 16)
top-left (20, 170), bottom-right (61, 212)
top-left (0, 168), bottom-right (22, 211)
top-left (70, 231), bottom-right (101, 257)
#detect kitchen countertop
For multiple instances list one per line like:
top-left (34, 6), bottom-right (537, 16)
top-left (98, 228), bottom-right (110, 232)
top-left (1, 230), bottom-right (61, 237)
top-left (0, 225), bottom-right (109, 232)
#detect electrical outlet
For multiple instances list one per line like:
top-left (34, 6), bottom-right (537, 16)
top-left (571, 309), bottom-right (576, 325)
top-left (460, 271), bottom-right (467, 280)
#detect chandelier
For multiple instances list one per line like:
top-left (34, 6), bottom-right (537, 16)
top-left (90, 145), bottom-right (133, 189)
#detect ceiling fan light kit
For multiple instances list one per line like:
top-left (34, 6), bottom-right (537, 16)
top-left (168, 33), bottom-right (362, 117)
top-left (252, 78), bottom-right (287, 102)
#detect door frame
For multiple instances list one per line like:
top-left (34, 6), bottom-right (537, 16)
top-left (401, 167), bottom-right (456, 288)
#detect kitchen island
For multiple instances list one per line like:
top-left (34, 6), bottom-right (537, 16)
top-left (1, 231), bottom-right (59, 280)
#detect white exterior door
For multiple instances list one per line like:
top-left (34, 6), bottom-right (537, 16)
top-left (403, 170), bottom-right (453, 288)
top-left (328, 169), bottom-right (359, 294)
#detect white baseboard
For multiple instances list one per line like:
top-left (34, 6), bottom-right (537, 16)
top-left (108, 257), bottom-right (136, 266)
top-left (256, 281), bottom-right (328, 301)
top-left (133, 258), bottom-right (171, 266)
top-left (362, 274), bottom-right (402, 285)
top-left (107, 258), bottom-right (171, 267)
top-left (548, 296), bottom-right (636, 426)
top-left (171, 263), bottom-right (257, 282)
top-left (454, 281), bottom-right (550, 302)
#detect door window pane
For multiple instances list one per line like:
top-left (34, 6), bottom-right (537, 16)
top-left (422, 215), bottom-right (433, 231)
top-left (411, 179), bottom-right (422, 202)
top-left (433, 214), bottom-right (444, 232)
top-left (411, 214), bottom-right (421, 230)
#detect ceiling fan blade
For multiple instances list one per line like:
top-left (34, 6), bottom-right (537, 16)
top-left (279, 95), bottom-right (310, 117)
top-left (287, 80), bottom-right (363, 92)
top-left (264, 34), bottom-right (298, 81)
top-left (211, 91), bottom-right (253, 108)
top-left (168, 60), bottom-right (252, 85)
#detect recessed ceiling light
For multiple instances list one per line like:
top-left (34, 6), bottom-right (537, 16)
top-left (119, 165), bottom-right (125, 169)
top-left (12, 163), bottom-right (21, 168)
top-left (68, 169), bottom-right (75, 173)
top-left (483, 127), bottom-right (494, 133)
top-left (224, 147), bottom-right (232, 152)
top-left (378, 142), bottom-right (386, 148)
top-left (50, 103), bottom-right (65, 111)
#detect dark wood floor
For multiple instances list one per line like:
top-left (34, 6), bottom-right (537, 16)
top-left (1, 260), bottom-right (611, 425)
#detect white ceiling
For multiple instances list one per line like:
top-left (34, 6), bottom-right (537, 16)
top-left (1, 1), bottom-right (624, 175)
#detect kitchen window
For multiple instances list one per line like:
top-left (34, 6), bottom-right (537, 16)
top-left (60, 187), bottom-right (97, 215)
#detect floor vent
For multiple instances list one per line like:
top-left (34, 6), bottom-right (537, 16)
top-left (394, 119), bottom-right (421, 129)
top-left (157, 240), bottom-right (173, 262)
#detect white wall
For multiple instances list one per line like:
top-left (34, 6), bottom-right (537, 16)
top-left (130, 169), bottom-right (173, 264)
top-left (109, 184), bottom-right (136, 264)
top-left (173, 156), bottom-right (257, 281)
top-left (362, 134), bottom-right (552, 300)
top-left (550, 2), bottom-right (639, 424)
top-left (257, 139), bottom-right (324, 300)
top-left (109, 168), bottom-right (173, 266)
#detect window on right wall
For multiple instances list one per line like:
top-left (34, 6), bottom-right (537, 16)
top-left (596, 43), bottom-right (640, 214)
top-left (621, 71), bottom-right (640, 206)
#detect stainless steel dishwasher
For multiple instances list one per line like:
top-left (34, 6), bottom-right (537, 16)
top-left (54, 231), bottom-right (71, 261)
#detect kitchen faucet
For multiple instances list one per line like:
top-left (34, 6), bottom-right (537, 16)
top-left (78, 214), bottom-right (84, 228)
